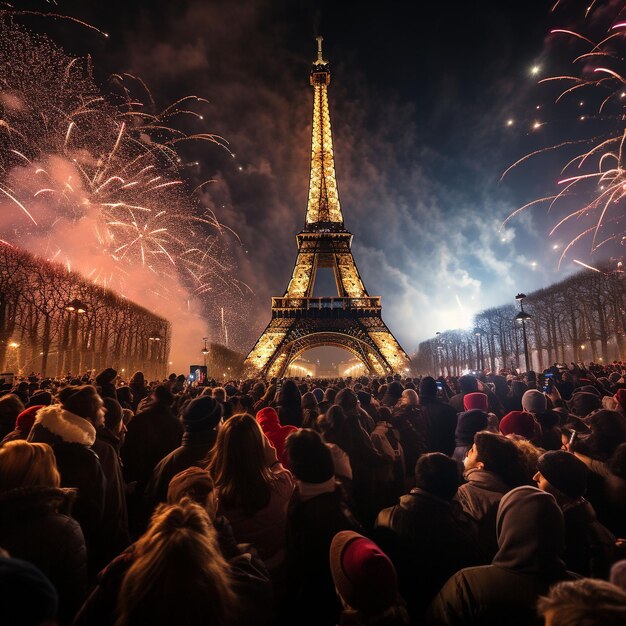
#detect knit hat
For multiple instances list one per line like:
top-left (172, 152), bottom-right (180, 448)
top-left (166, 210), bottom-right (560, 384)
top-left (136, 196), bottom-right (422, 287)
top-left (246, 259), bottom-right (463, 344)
top-left (455, 409), bottom-right (489, 447)
top-left (419, 376), bottom-right (438, 398)
top-left (578, 385), bottom-right (600, 397)
top-left (570, 392), bottom-right (601, 418)
top-left (522, 389), bottom-right (547, 414)
top-left (167, 467), bottom-right (214, 505)
top-left (537, 450), bottom-right (588, 499)
top-left (181, 396), bottom-right (221, 432)
top-left (286, 429), bottom-right (334, 484)
top-left (463, 392), bottom-right (488, 412)
top-left (59, 386), bottom-right (102, 421)
top-left (26, 391), bottom-right (52, 408)
top-left (15, 405), bottom-right (43, 433)
top-left (500, 411), bottom-right (537, 440)
top-left (0, 556), bottom-right (58, 625)
top-left (330, 531), bottom-right (398, 616)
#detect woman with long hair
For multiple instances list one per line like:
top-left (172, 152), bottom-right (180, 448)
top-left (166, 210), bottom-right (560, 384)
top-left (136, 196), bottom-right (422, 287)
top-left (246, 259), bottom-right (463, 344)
top-left (277, 380), bottom-right (303, 427)
top-left (115, 499), bottom-right (236, 626)
top-left (208, 413), bottom-right (294, 574)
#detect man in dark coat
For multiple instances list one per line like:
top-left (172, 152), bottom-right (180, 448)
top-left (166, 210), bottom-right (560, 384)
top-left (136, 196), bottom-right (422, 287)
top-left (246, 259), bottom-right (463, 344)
top-left (285, 429), bottom-right (361, 626)
top-left (428, 486), bottom-right (575, 626)
top-left (534, 450), bottom-right (616, 578)
top-left (448, 375), bottom-right (479, 413)
top-left (376, 453), bottom-right (482, 621)
top-left (145, 395), bottom-right (221, 508)
top-left (418, 377), bottom-right (458, 455)
top-left (120, 384), bottom-right (182, 491)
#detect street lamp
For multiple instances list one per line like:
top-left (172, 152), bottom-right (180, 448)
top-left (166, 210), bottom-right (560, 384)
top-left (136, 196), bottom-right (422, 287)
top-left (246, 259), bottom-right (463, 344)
top-left (65, 299), bottom-right (87, 314)
top-left (201, 337), bottom-right (209, 355)
top-left (148, 332), bottom-right (164, 379)
top-left (514, 293), bottom-right (532, 373)
top-left (65, 299), bottom-right (87, 376)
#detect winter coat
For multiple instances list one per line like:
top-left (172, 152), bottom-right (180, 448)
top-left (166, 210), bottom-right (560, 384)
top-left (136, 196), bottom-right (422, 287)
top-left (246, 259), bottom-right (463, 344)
top-left (419, 397), bottom-right (458, 456)
top-left (90, 427), bottom-right (130, 571)
top-left (120, 400), bottom-right (182, 489)
top-left (256, 407), bottom-right (298, 466)
top-left (456, 468), bottom-right (511, 559)
top-left (0, 486), bottom-right (87, 625)
top-left (428, 486), bottom-right (574, 626)
top-left (73, 516), bottom-right (274, 626)
top-left (145, 428), bottom-right (217, 506)
top-left (28, 405), bottom-right (105, 544)
top-left (390, 404), bottom-right (426, 477)
top-left (286, 482), bottom-right (361, 626)
top-left (562, 498), bottom-right (616, 578)
top-left (376, 488), bottom-right (483, 620)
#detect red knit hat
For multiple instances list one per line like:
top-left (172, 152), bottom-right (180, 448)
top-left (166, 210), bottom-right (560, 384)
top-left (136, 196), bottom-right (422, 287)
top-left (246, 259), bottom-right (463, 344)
top-left (463, 392), bottom-right (488, 412)
top-left (499, 411), bottom-right (537, 440)
top-left (15, 405), bottom-right (44, 434)
top-left (330, 531), bottom-right (398, 616)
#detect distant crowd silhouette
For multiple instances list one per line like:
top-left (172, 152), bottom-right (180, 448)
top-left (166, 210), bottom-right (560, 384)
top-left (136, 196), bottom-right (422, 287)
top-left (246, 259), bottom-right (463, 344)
top-left (1, 362), bottom-right (626, 625)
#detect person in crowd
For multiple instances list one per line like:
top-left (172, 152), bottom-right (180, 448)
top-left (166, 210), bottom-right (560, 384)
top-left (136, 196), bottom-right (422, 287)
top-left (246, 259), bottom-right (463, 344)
top-left (121, 384), bottom-right (182, 492)
top-left (418, 377), bottom-right (457, 456)
top-left (1, 404), bottom-right (44, 444)
top-left (457, 431), bottom-right (528, 558)
top-left (570, 391), bottom-right (602, 418)
top-left (428, 486), bottom-right (575, 626)
top-left (376, 453), bottom-right (482, 620)
top-left (256, 404), bottom-right (298, 467)
top-left (534, 450), bottom-right (616, 577)
top-left (207, 413), bottom-right (294, 581)
top-left (115, 386), bottom-right (134, 412)
top-left (301, 391), bottom-right (320, 429)
top-left (337, 388), bottom-right (375, 434)
top-left (356, 389), bottom-right (380, 425)
top-left (499, 410), bottom-right (539, 442)
top-left (508, 435), bottom-right (545, 484)
top-left (330, 530), bottom-right (409, 626)
top-left (381, 380), bottom-right (404, 408)
top-left (253, 382), bottom-right (277, 413)
top-left (94, 368), bottom-right (117, 400)
top-left (505, 379), bottom-right (528, 412)
top-left (0, 393), bottom-right (25, 440)
top-left (452, 408), bottom-right (489, 462)
top-left (276, 379), bottom-right (303, 427)
top-left (0, 441), bottom-right (87, 624)
top-left (91, 397), bottom-right (130, 571)
top-left (28, 385), bottom-right (106, 545)
top-left (146, 395), bottom-right (221, 506)
top-left (537, 578), bottom-right (626, 626)
top-left (127, 371), bottom-right (149, 412)
top-left (0, 553), bottom-right (60, 626)
top-left (390, 389), bottom-right (425, 478)
top-left (285, 429), bottom-right (360, 626)
top-left (448, 375), bottom-right (479, 412)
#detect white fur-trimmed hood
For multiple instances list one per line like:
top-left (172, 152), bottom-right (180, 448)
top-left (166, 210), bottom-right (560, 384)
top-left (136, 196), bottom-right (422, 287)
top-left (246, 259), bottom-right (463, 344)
top-left (33, 404), bottom-right (96, 446)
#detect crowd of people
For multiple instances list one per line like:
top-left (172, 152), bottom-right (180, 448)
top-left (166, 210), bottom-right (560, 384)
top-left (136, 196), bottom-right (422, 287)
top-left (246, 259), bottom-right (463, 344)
top-left (1, 362), bottom-right (626, 625)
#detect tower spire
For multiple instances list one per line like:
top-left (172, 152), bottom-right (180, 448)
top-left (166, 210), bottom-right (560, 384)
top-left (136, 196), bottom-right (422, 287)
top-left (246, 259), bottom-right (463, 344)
top-left (306, 36), bottom-right (344, 228)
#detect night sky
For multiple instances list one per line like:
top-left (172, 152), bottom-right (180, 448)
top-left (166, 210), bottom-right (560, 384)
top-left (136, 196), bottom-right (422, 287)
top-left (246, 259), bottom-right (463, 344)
top-left (10, 1), bottom-right (625, 362)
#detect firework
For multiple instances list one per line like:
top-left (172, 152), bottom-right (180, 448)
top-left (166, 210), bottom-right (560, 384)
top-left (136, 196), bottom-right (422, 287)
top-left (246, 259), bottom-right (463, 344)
top-left (0, 17), bottom-right (251, 305)
top-left (503, 2), bottom-right (626, 268)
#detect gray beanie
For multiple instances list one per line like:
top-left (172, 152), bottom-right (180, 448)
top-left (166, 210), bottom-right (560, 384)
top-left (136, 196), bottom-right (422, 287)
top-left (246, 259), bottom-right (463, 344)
top-left (522, 389), bottom-right (547, 414)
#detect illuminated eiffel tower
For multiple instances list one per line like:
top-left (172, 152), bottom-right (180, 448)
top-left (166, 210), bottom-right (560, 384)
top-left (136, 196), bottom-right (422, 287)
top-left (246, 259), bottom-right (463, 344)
top-left (244, 37), bottom-right (410, 378)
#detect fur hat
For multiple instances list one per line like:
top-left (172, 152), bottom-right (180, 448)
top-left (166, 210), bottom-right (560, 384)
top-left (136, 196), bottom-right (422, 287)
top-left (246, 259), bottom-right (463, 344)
top-left (570, 392), bottom-right (601, 418)
top-left (522, 389), bottom-right (547, 414)
top-left (537, 450), bottom-right (588, 499)
top-left (330, 531), bottom-right (398, 616)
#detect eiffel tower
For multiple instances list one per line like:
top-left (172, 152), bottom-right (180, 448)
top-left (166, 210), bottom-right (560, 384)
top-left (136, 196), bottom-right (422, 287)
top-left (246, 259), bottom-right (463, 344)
top-left (244, 37), bottom-right (410, 378)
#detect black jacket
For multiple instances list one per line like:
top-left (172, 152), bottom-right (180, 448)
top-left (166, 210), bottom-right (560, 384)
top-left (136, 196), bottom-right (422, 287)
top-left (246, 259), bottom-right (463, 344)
top-left (418, 397), bottom-right (458, 456)
top-left (376, 488), bottom-right (482, 619)
top-left (0, 486), bottom-right (87, 625)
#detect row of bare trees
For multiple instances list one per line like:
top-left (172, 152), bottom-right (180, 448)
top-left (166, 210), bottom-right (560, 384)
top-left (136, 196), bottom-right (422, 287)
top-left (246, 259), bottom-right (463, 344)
top-left (414, 269), bottom-right (626, 375)
top-left (0, 243), bottom-right (171, 379)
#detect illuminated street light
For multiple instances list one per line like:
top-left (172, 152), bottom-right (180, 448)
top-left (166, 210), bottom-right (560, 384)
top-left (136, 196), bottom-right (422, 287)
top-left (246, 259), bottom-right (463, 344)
top-left (514, 293), bottom-right (532, 373)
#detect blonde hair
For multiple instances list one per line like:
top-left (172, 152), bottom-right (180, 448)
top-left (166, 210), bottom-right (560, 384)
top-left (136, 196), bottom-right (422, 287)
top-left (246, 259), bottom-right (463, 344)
top-left (0, 441), bottom-right (61, 491)
top-left (116, 499), bottom-right (236, 626)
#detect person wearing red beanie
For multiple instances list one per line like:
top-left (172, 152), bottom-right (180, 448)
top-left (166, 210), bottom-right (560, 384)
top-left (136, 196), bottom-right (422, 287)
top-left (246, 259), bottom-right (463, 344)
top-left (1, 405), bottom-right (44, 444)
top-left (499, 411), bottom-right (539, 442)
top-left (463, 392), bottom-right (488, 412)
top-left (256, 407), bottom-right (298, 467)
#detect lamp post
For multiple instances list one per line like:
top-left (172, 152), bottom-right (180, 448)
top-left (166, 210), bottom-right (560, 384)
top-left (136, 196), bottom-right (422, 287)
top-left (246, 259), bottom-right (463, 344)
top-left (514, 293), bottom-right (532, 373)
top-left (148, 331), bottom-right (163, 379)
top-left (435, 331), bottom-right (441, 376)
top-left (65, 299), bottom-right (87, 376)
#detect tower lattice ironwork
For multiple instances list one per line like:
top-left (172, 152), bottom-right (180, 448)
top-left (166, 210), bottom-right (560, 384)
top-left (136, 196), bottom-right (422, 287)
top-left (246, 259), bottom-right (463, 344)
top-left (244, 37), bottom-right (410, 378)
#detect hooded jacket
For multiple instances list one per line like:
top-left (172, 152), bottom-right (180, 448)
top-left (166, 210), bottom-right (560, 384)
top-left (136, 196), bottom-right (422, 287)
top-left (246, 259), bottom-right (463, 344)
top-left (256, 407), bottom-right (298, 466)
top-left (0, 486), bottom-right (87, 625)
top-left (28, 405), bottom-right (105, 543)
top-left (428, 486), bottom-right (573, 626)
